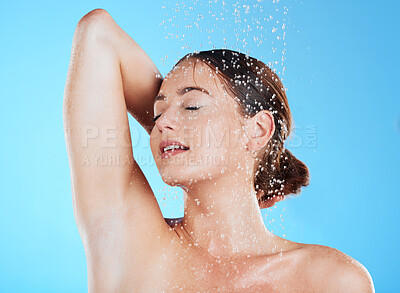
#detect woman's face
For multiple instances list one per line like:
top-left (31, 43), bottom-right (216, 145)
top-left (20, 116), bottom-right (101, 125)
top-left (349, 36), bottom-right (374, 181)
top-left (150, 59), bottom-right (250, 188)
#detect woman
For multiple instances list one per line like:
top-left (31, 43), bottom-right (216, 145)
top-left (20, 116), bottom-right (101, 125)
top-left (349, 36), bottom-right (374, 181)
top-left (63, 9), bottom-right (374, 292)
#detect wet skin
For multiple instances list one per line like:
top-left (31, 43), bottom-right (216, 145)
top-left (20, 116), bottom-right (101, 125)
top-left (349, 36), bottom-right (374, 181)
top-left (63, 9), bottom-right (374, 292)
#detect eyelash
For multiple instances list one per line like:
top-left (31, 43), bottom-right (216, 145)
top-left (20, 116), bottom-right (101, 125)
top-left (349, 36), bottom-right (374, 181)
top-left (153, 106), bottom-right (201, 122)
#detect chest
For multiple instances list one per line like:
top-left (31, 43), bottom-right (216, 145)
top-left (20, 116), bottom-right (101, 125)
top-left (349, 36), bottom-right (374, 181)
top-left (133, 245), bottom-right (313, 292)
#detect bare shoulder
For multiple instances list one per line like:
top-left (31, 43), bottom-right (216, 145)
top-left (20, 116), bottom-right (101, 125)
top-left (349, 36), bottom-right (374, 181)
top-left (300, 244), bottom-right (375, 293)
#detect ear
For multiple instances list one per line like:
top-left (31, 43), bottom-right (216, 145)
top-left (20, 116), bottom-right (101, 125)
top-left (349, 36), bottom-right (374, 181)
top-left (257, 190), bottom-right (284, 209)
top-left (245, 110), bottom-right (275, 153)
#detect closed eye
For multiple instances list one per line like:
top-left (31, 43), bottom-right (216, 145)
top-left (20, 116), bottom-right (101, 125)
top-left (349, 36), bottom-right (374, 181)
top-left (153, 106), bottom-right (202, 122)
top-left (185, 106), bottom-right (201, 111)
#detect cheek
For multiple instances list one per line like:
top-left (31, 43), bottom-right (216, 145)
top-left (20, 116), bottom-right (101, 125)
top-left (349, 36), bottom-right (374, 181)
top-left (204, 117), bottom-right (247, 165)
top-left (189, 121), bottom-right (244, 175)
top-left (194, 117), bottom-right (238, 156)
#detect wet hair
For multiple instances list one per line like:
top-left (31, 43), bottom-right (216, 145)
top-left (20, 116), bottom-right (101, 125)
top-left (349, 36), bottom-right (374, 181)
top-left (174, 49), bottom-right (310, 208)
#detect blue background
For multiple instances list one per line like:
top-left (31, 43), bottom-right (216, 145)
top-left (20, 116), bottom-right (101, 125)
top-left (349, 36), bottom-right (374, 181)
top-left (1, 0), bottom-right (399, 292)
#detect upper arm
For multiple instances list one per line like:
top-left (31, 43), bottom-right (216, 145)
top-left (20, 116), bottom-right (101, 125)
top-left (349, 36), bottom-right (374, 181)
top-left (333, 260), bottom-right (375, 293)
top-left (312, 245), bottom-right (375, 293)
top-left (63, 9), bottom-right (172, 286)
top-left (63, 10), bottom-right (133, 224)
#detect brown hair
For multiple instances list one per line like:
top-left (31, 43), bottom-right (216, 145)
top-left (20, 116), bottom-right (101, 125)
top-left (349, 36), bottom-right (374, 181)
top-left (174, 49), bottom-right (310, 208)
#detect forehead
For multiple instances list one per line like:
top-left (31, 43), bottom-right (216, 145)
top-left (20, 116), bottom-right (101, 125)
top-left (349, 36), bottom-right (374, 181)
top-left (159, 59), bottom-right (226, 99)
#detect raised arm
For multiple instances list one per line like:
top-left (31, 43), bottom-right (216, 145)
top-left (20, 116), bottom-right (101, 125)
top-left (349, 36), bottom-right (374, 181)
top-left (69, 9), bottom-right (161, 133)
top-left (63, 9), bottom-right (172, 291)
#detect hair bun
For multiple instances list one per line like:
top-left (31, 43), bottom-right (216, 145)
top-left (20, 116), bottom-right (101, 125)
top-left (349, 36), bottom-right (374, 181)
top-left (278, 149), bottom-right (310, 195)
top-left (256, 148), bottom-right (310, 206)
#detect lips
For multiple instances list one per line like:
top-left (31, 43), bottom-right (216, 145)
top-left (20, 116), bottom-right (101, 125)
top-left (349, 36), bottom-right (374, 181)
top-left (159, 139), bottom-right (190, 158)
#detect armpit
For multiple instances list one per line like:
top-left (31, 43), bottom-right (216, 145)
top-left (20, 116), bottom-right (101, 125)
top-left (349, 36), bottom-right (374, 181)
top-left (164, 217), bottom-right (184, 228)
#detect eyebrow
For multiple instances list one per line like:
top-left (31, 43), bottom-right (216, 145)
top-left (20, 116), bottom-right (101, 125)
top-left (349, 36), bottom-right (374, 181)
top-left (154, 86), bottom-right (211, 102)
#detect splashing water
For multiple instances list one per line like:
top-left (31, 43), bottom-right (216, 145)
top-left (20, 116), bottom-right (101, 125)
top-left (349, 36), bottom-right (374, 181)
top-left (152, 5), bottom-right (302, 289)
top-left (160, 0), bottom-right (291, 78)
top-left (158, 0), bottom-right (294, 219)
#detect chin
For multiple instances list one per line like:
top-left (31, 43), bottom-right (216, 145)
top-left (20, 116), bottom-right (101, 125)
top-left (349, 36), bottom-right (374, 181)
top-left (163, 165), bottom-right (230, 190)
top-left (158, 164), bottom-right (198, 187)
top-left (153, 148), bottom-right (232, 186)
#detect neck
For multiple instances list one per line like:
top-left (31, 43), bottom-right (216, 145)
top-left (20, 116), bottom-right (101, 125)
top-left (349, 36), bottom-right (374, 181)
top-left (181, 172), bottom-right (278, 260)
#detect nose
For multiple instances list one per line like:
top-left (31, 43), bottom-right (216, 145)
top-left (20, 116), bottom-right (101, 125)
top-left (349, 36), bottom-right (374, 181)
top-left (155, 107), bottom-right (180, 132)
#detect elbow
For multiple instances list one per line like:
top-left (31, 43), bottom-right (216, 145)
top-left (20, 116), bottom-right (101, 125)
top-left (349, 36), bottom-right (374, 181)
top-left (78, 8), bottom-right (112, 27)
top-left (72, 8), bottom-right (114, 47)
